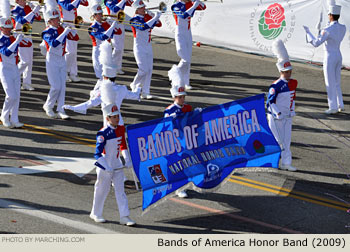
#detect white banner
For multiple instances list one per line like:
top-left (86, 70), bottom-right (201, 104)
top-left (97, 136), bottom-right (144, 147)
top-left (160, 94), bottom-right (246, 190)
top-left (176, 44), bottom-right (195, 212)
top-left (77, 0), bottom-right (350, 67)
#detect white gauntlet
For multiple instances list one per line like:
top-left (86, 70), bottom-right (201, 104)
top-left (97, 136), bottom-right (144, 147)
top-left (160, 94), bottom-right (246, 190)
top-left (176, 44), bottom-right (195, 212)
top-left (121, 149), bottom-right (132, 168)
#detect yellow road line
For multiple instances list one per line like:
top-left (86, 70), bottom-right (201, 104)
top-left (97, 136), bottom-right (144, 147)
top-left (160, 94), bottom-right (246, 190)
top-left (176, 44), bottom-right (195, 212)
top-left (23, 123), bottom-right (95, 148)
top-left (232, 175), bottom-right (350, 208)
top-left (229, 176), bottom-right (349, 212)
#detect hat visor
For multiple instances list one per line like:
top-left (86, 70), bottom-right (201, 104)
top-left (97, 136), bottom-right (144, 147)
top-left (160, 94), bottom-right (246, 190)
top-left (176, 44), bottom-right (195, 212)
top-left (107, 111), bottom-right (120, 117)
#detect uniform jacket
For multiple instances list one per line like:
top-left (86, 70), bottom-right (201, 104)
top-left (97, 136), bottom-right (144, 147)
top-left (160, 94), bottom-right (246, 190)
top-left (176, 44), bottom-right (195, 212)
top-left (94, 123), bottom-right (128, 170)
top-left (266, 78), bottom-right (297, 118)
top-left (164, 102), bottom-right (192, 118)
top-left (0, 35), bottom-right (19, 65)
top-left (130, 14), bottom-right (161, 50)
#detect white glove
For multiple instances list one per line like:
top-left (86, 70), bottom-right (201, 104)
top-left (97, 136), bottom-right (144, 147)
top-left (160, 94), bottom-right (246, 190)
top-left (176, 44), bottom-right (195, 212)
top-left (121, 149), bottom-right (132, 168)
top-left (8, 34), bottom-right (23, 52)
top-left (186, 0), bottom-right (200, 16)
top-left (56, 27), bottom-right (71, 43)
top-left (71, 0), bottom-right (81, 8)
top-left (155, 11), bottom-right (162, 19)
top-left (170, 113), bottom-right (177, 118)
top-left (194, 107), bottom-right (202, 113)
top-left (303, 25), bottom-right (310, 33)
top-left (103, 21), bottom-right (117, 38)
top-left (116, 0), bottom-right (126, 8)
top-left (33, 5), bottom-right (40, 14)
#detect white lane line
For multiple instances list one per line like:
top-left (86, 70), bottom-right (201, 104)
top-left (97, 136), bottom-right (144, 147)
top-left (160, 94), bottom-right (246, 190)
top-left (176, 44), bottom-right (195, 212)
top-left (0, 199), bottom-right (119, 234)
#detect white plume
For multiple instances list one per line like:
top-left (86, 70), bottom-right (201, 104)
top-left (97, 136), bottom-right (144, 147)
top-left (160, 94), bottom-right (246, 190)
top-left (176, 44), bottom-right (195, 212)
top-left (0, 0), bottom-right (11, 19)
top-left (100, 80), bottom-right (117, 106)
top-left (99, 41), bottom-right (113, 68)
top-left (168, 65), bottom-right (184, 87)
top-left (272, 39), bottom-right (289, 62)
top-left (46, 0), bottom-right (58, 10)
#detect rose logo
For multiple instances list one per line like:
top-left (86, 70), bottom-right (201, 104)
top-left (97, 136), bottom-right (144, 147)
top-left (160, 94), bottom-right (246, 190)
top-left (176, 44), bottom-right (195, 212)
top-left (258, 3), bottom-right (286, 40)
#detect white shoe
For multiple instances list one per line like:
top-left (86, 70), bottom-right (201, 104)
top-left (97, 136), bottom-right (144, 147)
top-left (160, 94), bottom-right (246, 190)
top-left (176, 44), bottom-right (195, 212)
top-left (120, 216), bottom-right (136, 226)
top-left (89, 214), bottom-right (106, 223)
top-left (185, 84), bottom-right (193, 90)
top-left (130, 83), bottom-right (136, 92)
top-left (1, 117), bottom-right (13, 128)
top-left (43, 106), bottom-right (57, 118)
top-left (325, 109), bottom-right (338, 114)
top-left (22, 84), bottom-right (34, 91)
top-left (69, 74), bottom-right (80, 82)
top-left (66, 75), bottom-right (72, 83)
top-left (117, 70), bottom-right (125, 75)
top-left (280, 164), bottom-right (297, 171)
top-left (141, 93), bottom-right (153, 100)
top-left (12, 122), bottom-right (24, 128)
top-left (58, 111), bottom-right (70, 120)
top-left (338, 108), bottom-right (345, 113)
top-left (177, 190), bottom-right (188, 198)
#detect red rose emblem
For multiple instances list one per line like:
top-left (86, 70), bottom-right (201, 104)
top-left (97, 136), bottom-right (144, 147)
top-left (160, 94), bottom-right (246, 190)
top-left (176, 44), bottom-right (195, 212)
top-left (264, 3), bottom-right (285, 29)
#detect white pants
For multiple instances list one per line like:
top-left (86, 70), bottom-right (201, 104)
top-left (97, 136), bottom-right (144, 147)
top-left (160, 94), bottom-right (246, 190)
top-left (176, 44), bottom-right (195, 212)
top-left (92, 46), bottom-right (102, 79)
top-left (131, 47), bottom-right (153, 95)
top-left (111, 31), bottom-right (125, 71)
top-left (323, 51), bottom-right (344, 110)
top-left (44, 53), bottom-right (67, 112)
top-left (0, 63), bottom-right (21, 123)
top-left (65, 39), bottom-right (78, 76)
top-left (175, 32), bottom-right (192, 86)
top-left (91, 168), bottom-right (130, 219)
top-left (18, 42), bottom-right (33, 85)
top-left (267, 114), bottom-right (293, 166)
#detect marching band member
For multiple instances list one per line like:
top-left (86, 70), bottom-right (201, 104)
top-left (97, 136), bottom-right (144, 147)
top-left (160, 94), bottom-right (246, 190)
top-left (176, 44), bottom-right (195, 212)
top-left (91, 41), bottom-right (136, 226)
top-left (0, 0), bottom-right (24, 128)
top-left (104, 0), bottom-right (133, 74)
top-left (63, 41), bottom-right (141, 126)
top-left (168, 0), bottom-right (206, 90)
top-left (11, 0), bottom-right (41, 91)
top-left (88, 2), bottom-right (120, 80)
top-left (164, 84), bottom-right (192, 198)
top-left (266, 40), bottom-right (297, 172)
top-left (129, 0), bottom-right (162, 100)
top-left (303, 1), bottom-right (346, 114)
top-left (42, 0), bottom-right (74, 119)
top-left (91, 103), bottom-right (136, 226)
top-left (57, 0), bottom-right (89, 83)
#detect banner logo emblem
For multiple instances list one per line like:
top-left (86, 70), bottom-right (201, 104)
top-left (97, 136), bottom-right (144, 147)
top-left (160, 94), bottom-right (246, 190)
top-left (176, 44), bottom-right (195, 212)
top-left (148, 164), bottom-right (167, 184)
top-left (258, 3), bottom-right (286, 40)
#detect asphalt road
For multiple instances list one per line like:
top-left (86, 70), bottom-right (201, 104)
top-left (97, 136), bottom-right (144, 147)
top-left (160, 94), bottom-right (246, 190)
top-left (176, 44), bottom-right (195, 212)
top-left (0, 20), bottom-right (350, 234)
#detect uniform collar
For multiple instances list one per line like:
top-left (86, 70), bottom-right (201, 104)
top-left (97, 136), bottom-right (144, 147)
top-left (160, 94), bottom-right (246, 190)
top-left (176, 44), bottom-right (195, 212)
top-left (174, 102), bottom-right (183, 108)
top-left (107, 122), bottom-right (117, 129)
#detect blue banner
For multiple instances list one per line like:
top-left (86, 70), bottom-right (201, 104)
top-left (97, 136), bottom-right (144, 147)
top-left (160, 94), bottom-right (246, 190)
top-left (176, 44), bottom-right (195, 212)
top-left (126, 94), bottom-right (281, 210)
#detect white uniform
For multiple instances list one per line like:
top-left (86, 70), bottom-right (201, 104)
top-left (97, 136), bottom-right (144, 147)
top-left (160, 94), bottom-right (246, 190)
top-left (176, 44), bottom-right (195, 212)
top-left (11, 4), bottom-right (41, 90)
top-left (305, 21), bottom-right (346, 111)
top-left (63, 79), bottom-right (140, 126)
top-left (42, 25), bottom-right (71, 113)
top-left (0, 34), bottom-right (21, 125)
top-left (57, 0), bottom-right (88, 79)
top-left (266, 78), bottom-right (297, 167)
top-left (104, 0), bottom-right (132, 72)
top-left (129, 13), bottom-right (161, 96)
top-left (92, 123), bottom-right (130, 219)
top-left (168, 1), bottom-right (206, 87)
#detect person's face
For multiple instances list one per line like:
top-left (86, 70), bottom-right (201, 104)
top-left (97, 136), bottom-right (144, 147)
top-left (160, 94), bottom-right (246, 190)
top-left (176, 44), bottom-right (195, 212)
top-left (94, 13), bottom-right (103, 23)
top-left (107, 114), bottom-right (120, 127)
top-left (136, 6), bottom-right (146, 15)
top-left (281, 69), bottom-right (292, 80)
top-left (328, 14), bottom-right (334, 22)
top-left (16, 0), bottom-right (26, 7)
top-left (175, 95), bottom-right (186, 106)
top-left (0, 27), bottom-right (12, 36)
top-left (49, 17), bottom-right (60, 28)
